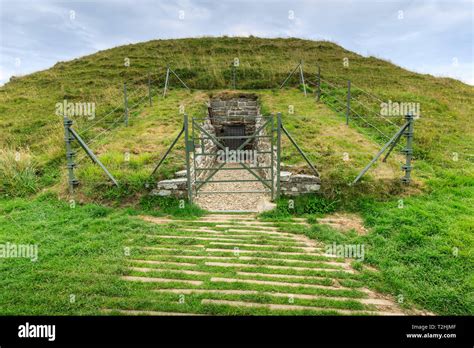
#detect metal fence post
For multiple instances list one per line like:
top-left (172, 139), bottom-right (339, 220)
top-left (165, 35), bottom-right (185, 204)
top-left (299, 60), bottom-right (307, 97)
top-left (270, 114), bottom-right (275, 200)
top-left (63, 116), bottom-right (78, 193)
top-left (402, 113), bottom-right (414, 184)
top-left (232, 64), bottom-right (236, 89)
top-left (163, 66), bottom-right (170, 98)
top-left (184, 113), bottom-right (193, 204)
top-left (148, 72), bottom-right (152, 107)
top-left (346, 79), bottom-right (351, 125)
top-left (276, 112), bottom-right (282, 199)
top-left (123, 82), bottom-right (128, 126)
top-left (316, 66), bottom-right (321, 102)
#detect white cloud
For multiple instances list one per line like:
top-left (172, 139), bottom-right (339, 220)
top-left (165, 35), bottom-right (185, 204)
top-left (0, 0), bottom-right (472, 86)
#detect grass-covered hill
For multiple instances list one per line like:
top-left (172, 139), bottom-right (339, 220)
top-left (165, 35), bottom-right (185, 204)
top-left (0, 37), bottom-right (472, 198)
top-left (0, 37), bottom-right (472, 315)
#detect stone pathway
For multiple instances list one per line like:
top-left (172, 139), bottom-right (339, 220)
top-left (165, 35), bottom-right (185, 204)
top-left (194, 164), bottom-right (274, 212)
top-left (102, 214), bottom-right (410, 316)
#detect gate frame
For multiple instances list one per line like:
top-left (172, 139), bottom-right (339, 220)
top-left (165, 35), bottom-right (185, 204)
top-left (187, 113), bottom-right (280, 203)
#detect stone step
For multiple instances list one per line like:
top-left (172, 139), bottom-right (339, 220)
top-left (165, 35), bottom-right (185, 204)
top-left (201, 299), bottom-right (404, 316)
top-left (236, 271), bottom-right (334, 283)
top-left (122, 275), bottom-right (203, 286)
top-left (128, 266), bottom-right (209, 276)
top-left (207, 241), bottom-right (318, 251)
top-left (130, 259), bottom-right (198, 267)
top-left (179, 228), bottom-right (296, 240)
top-left (205, 248), bottom-right (335, 258)
top-left (140, 254), bottom-right (349, 267)
top-left (216, 224), bottom-right (279, 230)
top-left (152, 289), bottom-right (393, 307)
top-left (147, 234), bottom-right (303, 245)
top-left (210, 277), bottom-right (343, 291)
top-left (204, 261), bottom-right (354, 274)
top-left (224, 228), bottom-right (296, 237)
top-left (101, 308), bottom-right (203, 316)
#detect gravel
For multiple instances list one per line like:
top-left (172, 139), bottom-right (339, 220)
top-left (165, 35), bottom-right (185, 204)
top-left (194, 164), bottom-right (274, 212)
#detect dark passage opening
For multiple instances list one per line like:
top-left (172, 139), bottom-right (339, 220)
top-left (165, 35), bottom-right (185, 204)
top-left (223, 124), bottom-right (246, 150)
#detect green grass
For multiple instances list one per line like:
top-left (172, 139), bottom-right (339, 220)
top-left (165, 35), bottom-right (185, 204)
top-left (0, 195), bottom-right (377, 315)
top-left (0, 37), bottom-right (472, 315)
top-left (268, 174), bottom-right (474, 315)
top-left (1, 37), bottom-right (472, 198)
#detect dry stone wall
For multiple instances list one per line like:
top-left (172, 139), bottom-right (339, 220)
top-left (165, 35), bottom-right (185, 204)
top-left (209, 95), bottom-right (258, 144)
top-left (280, 171), bottom-right (321, 196)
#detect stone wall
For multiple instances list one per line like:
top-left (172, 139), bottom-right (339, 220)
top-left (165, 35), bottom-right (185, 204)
top-left (151, 176), bottom-right (188, 197)
top-left (209, 95), bottom-right (259, 146)
top-left (280, 171), bottom-right (321, 196)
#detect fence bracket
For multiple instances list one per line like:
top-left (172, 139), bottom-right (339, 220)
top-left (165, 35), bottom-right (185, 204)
top-left (352, 121), bottom-right (410, 185)
top-left (63, 117), bottom-right (119, 188)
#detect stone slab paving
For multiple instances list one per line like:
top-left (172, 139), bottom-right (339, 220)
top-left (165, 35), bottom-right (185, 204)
top-left (102, 214), bottom-right (412, 316)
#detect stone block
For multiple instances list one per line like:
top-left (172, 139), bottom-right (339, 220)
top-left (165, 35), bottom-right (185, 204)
top-left (280, 171), bottom-right (292, 182)
top-left (175, 170), bottom-right (187, 178)
top-left (306, 184), bottom-right (321, 191)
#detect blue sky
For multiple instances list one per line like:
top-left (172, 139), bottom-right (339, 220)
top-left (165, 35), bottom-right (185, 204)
top-left (0, 0), bottom-right (472, 85)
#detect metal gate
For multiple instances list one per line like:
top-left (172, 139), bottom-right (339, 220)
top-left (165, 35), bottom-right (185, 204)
top-left (185, 114), bottom-right (281, 203)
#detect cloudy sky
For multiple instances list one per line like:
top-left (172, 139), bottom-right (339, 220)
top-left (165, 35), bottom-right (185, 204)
top-left (0, 0), bottom-right (472, 85)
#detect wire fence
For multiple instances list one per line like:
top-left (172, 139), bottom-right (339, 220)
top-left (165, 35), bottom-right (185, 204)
top-left (64, 63), bottom-right (419, 189)
top-left (306, 73), bottom-right (407, 151)
top-left (72, 72), bottom-right (164, 165)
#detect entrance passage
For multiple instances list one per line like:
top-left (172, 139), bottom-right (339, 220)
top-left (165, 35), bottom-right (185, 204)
top-left (186, 94), bottom-right (279, 212)
top-left (223, 125), bottom-right (246, 150)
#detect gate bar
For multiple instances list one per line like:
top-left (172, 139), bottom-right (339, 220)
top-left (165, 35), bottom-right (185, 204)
top-left (184, 114), bottom-right (193, 203)
top-left (194, 166), bottom-right (272, 171)
top-left (238, 161), bottom-right (272, 190)
top-left (195, 179), bottom-right (272, 183)
top-left (195, 161), bottom-right (227, 190)
top-left (200, 135), bottom-right (271, 140)
top-left (198, 190), bottom-right (271, 194)
top-left (270, 114), bottom-right (275, 200)
top-left (193, 121), bottom-right (226, 151)
top-left (276, 113), bottom-right (282, 199)
top-left (195, 151), bottom-right (272, 156)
